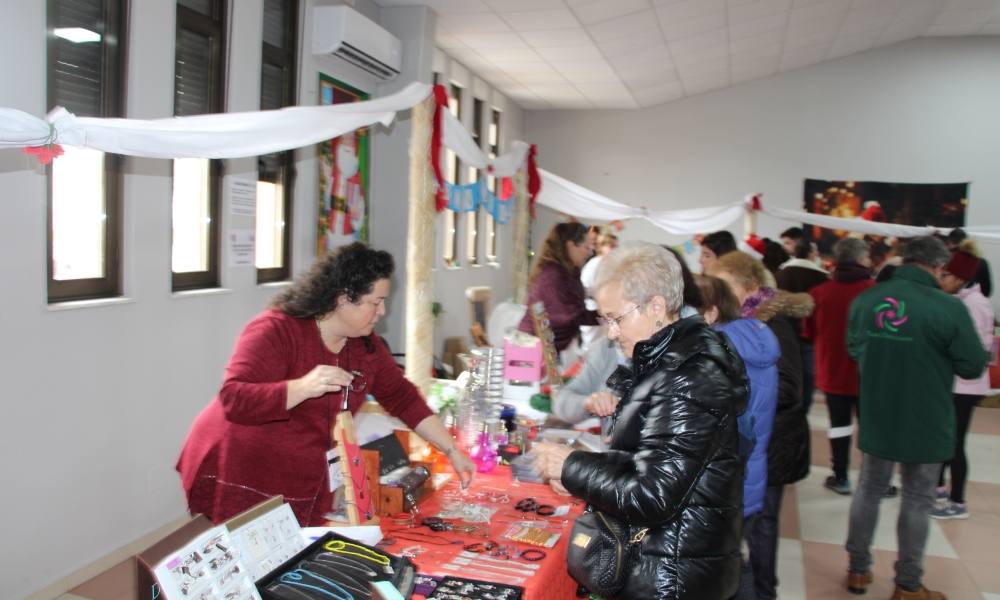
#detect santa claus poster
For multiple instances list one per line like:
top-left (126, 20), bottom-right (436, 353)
top-left (318, 74), bottom-right (369, 257)
top-left (803, 179), bottom-right (968, 253)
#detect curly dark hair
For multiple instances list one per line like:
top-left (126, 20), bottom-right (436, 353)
top-left (529, 221), bottom-right (590, 284)
top-left (271, 242), bottom-right (394, 318)
top-left (702, 230), bottom-right (737, 258)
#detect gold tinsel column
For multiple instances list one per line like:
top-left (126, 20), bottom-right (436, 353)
top-left (404, 95), bottom-right (436, 395)
top-left (510, 170), bottom-right (531, 305)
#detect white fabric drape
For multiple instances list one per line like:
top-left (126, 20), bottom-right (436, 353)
top-left (537, 168), bottom-right (745, 234)
top-left (0, 83), bottom-right (433, 158)
top-left (440, 108), bottom-right (530, 177)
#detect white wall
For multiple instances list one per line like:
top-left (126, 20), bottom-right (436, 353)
top-left (525, 36), bottom-right (1000, 304)
top-left (0, 0), bottom-right (524, 598)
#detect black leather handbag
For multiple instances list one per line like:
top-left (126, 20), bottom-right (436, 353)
top-left (566, 508), bottom-right (647, 598)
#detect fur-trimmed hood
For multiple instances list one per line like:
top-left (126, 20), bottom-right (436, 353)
top-left (754, 289), bottom-right (814, 322)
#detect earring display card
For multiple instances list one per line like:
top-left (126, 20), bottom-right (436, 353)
top-left (151, 525), bottom-right (262, 600)
top-left (426, 575), bottom-right (523, 600)
top-left (228, 503), bottom-right (306, 581)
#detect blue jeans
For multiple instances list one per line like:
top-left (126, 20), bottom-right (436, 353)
top-left (845, 453), bottom-right (938, 591)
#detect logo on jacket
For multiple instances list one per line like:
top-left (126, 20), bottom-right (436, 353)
top-left (873, 297), bottom-right (909, 332)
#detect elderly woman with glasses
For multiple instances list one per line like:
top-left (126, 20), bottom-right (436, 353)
top-left (177, 243), bottom-right (475, 526)
top-left (537, 242), bottom-right (748, 599)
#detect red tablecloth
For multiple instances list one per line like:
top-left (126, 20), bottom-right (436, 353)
top-left (378, 467), bottom-right (583, 600)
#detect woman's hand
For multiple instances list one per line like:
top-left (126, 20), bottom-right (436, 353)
top-left (584, 391), bottom-right (619, 417)
top-left (446, 446), bottom-right (476, 489)
top-left (286, 365), bottom-right (355, 410)
top-left (532, 442), bottom-right (574, 481)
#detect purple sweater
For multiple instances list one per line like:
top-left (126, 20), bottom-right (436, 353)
top-left (518, 261), bottom-right (599, 352)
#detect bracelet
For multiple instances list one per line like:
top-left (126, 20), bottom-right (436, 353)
top-left (535, 504), bottom-right (557, 516)
top-left (519, 549), bottom-right (547, 562)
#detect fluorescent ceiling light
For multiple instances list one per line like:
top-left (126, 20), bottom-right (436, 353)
top-left (54, 28), bottom-right (101, 43)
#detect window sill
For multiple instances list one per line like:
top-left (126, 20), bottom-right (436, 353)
top-left (47, 296), bottom-right (137, 312)
top-left (257, 281), bottom-right (292, 290)
top-left (486, 261), bottom-right (501, 269)
top-left (171, 287), bottom-right (233, 299)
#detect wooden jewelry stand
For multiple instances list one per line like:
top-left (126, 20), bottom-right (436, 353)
top-left (529, 301), bottom-right (563, 389)
top-left (329, 409), bottom-right (380, 526)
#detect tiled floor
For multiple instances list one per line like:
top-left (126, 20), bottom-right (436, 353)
top-left (778, 398), bottom-right (1000, 600)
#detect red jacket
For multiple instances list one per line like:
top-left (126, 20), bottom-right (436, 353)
top-left (177, 310), bottom-right (432, 525)
top-left (803, 268), bottom-right (874, 396)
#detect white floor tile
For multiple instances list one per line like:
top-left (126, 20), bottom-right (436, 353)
top-left (794, 470), bottom-right (958, 559)
top-left (966, 432), bottom-right (1000, 484)
top-left (980, 593), bottom-right (1000, 600)
top-left (776, 538), bottom-right (805, 600)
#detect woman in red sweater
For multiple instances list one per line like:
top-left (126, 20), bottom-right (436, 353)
top-left (177, 243), bottom-right (474, 525)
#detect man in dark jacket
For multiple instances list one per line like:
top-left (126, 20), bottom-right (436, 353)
top-left (844, 236), bottom-right (990, 600)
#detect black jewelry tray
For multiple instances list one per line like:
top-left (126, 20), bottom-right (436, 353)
top-left (257, 531), bottom-right (415, 599)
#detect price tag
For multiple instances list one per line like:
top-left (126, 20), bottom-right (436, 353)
top-left (327, 448), bottom-right (343, 492)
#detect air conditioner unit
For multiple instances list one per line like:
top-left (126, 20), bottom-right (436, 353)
top-left (312, 5), bottom-right (402, 81)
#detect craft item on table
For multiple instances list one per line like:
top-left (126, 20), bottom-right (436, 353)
top-left (229, 503), bottom-right (306, 581)
top-left (528, 302), bottom-right (563, 390)
top-left (458, 551), bottom-right (541, 570)
top-left (507, 454), bottom-right (545, 484)
top-left (447, 557), bottom-right (537, 578)
top-left (528, 393), bottom-right (551, 414)
top-left (468, 423), bottom-right (498, 473)
top-left (501, 524), bottom-right (561, 548)
top-left (426, 575), bottom-right (524, 600)
top-left (272, 569), bottom-right (353, 600)
top-left (462, 540), bottom-right (513, 558)
top-left (330, 383), bottom-right (379, 525)
top-left (437, 500), bottom-right (497, 523)
top-left (413, 574), bottom-right (442, 597)
top-left (151, 525), bottom-right (261, 600)
top-left (323, 539), bottom-right (393, 574)
top-left (292, 561), bottom-right (372, 599)
top-left (517, 549), bottom-right (546, 562)
top-left (437, 565), bottom-right (527, 588)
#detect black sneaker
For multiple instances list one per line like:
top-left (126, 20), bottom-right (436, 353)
top-left (824, 475), bottom-right (851, 495)
top-left (883, 485), bottom-right (899, 498)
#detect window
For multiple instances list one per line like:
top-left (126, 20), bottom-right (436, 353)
top-left (486, 107), bottom-right (502, 263)
top-left (256, 0), bottom-right (297, 283)
top-left (47, 0), bottom-right (126, 302)
top-left (172, 0), bottom-right (225, 291)
top-left (465, 97), bottom-right (484, 265)
top-left (442, 82), bottom-right (462, 268)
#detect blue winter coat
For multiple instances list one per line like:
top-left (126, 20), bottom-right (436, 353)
top-left (717, 318), bottom-right (780, 516)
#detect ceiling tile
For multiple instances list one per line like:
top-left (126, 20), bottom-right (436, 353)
top-left (562, 69), bottom-right (626, 83)
top-left (668, 28), bottom-right (728, 56)
top-left (786, 13), bottom-right (841, 44)
top-left (587, 10), bottom-right (661, 42)
top-left (657, 0), bottom-right (726, 22)
top-left (673, 46), bottom-right (728, 68)
top-left (490, 59), bottom-right (559, 74)
top-left (454, 32), bottom-right (529, 49)
top-left (568, 0), bottom-right (652, 25)
top-left (946, 0), bottom-right (998, 9)
top-left (533, 45), bottom-right (606, 61)
top-left (527, 83), bottom-right (587, 98)
top-left (925, 22), bottom-right (986, 33)
top-left (519, 28), bottom-right (595, 47)
top-left (840, 7), bottom-right (898, 34)
top-left (436, 32), bottom-right (465, 48)
top-left (599, 32), bottom-right (669, 57)
top-left (981, 22), bottom-right (1000, 32)
top-left (789, 0), bottom-right (851, 23)
top-left (513, 70), bottom-right (569, 84)
top-left (620, 67), bottom-right (678, 89)
top-left (933, 7), bottom-right (996, 27)
top-left (483, 0), bottom-right (566, 10)
top-left (791, 0), bottom-right (841, 6)
top-left (592, 97), bottom-right (641, 109)
top-left (732, 58), bottom-right (779, 83)
top-left (730, 38), bottom-right (782, 59)
top-left (728, 0), bottom-right (794, 24)
top-left (658, 11), bottom-right (727, 38)
top-left (551, 58), bottom-right (620, 76)
top-left (500, 9), bottom-right (580, 31)
top-left (574, 82), bottom-right (632, 97)
top-left (682, 74), bottom-right (730, 95)
top-left (483, 47), bottom-right (543, 61)
top-left (381, 0), bottom-right (492, 14)
top-left (676, 57), bottom-right (728, 78)
top-left (438, 13), bottom-right (512, 34)
top-left (729, 12), bottom-right (788, 39)
top-left (607, 46), bottom-right (675, 70)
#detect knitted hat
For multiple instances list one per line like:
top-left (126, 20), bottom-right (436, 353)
top-left (946, 250), bottom-right (980, 281)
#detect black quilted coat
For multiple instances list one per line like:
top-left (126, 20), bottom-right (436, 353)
top-left (561, 316), bottom-right (749, 600)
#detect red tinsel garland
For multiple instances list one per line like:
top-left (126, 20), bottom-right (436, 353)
top-left (430, 84), bottom-right (449, 212)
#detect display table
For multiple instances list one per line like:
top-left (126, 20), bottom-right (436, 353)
top-left (376, 467), bottom-right (584, 600)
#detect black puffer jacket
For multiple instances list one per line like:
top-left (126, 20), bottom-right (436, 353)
top-left (753, 290), bottom-right (813, 486)
top-left (561, 316), bottom-right (749, 600)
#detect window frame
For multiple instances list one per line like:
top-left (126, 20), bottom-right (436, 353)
top-left (256, 0), bottom-right (297, 284)
top-left (441, 81), bottom-right (463, 268)
top-left (46, 0), bottom-right (128, 303)
top-left (486, 106), bottom-right (502, 263)
top-left (171, 0), bottom-right (226, 292)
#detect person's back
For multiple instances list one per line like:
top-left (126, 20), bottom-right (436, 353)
top-left (717, 318), bottom-right (779, 517)
top-left (848, 265), bottom-right (988, 463)
top-left (807, 271), bottom-right (874, 396)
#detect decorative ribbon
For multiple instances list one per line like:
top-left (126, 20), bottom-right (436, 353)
top-left (445, 179), bottom-right (514, 224)
top-left (430, 84), bottom-right (449, 212)
top-left (526, 144), bottom-right (540, 218)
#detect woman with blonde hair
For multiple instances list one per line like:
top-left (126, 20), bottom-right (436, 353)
top-left (708, 251), bottom-right (812, 600)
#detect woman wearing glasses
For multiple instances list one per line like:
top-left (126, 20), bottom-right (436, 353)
top-left (177, 243), bottom-right (475, 526)
top-left (517, 222), bottom-right (598, 362)
top-left (537, 242), bottom-right (748, 599)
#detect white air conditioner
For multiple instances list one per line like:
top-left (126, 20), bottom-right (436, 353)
top-left (312, 5), bottom-right (401, 81)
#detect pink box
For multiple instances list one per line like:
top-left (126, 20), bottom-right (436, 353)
top-left (504, 339), bottom-right (543, 382)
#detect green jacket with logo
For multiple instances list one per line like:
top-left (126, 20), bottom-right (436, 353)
top-left (847, 265), bottom-right (989, 463)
